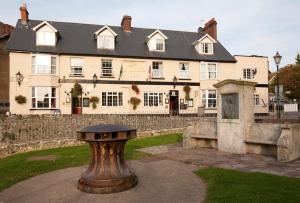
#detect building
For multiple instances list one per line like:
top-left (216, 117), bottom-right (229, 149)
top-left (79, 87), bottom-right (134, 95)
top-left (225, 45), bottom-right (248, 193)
top-left (0, 22), bottom-right (14, 112)
top-left (6, 4), bottom-right (268, 115)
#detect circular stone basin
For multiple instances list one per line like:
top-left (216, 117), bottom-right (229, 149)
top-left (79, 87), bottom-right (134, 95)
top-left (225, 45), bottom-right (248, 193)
top-left (77, 124), bottom-right (138, 194)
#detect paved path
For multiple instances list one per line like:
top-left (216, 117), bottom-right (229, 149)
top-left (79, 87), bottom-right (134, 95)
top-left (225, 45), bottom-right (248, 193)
top-left (0, 159), bottom-right (205, 203)
top-left (138, 143), bottom-right (300, 178)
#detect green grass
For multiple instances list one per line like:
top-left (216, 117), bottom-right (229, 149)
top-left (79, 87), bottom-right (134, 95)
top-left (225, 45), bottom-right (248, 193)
top-left (196, 167), bottom-right (300, 203)
top-left (0, 133), bottom-right (182, 192)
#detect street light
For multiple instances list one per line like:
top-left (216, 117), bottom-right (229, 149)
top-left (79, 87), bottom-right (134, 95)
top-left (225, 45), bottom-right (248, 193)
top-left (173, 75), bottom-right (178, 89)
top-left (273, 51), bottom-right (282, 119)
top-left (16, 71), bottom-right (24, 86)
top-left (93, 73), bottom-right (97, 88)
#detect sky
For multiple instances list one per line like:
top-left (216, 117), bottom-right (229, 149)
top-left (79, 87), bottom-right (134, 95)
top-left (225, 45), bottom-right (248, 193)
top-left (0, 0), bottom-right (299, 71)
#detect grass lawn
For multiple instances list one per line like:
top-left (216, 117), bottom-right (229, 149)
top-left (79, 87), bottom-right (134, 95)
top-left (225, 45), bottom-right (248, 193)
top-left (196, 167), bottom-right (300, 203)
top-left (0, 133), bottom-right (182, 192)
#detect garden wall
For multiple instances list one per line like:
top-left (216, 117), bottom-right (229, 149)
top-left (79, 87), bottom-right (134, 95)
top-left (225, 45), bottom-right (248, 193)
top-left (0, 114), bottom-right (201, 157)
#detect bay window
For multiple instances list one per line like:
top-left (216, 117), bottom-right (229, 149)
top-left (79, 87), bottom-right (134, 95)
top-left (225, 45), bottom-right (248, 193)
top-left (179, 63), bottom-right (190, 79)
top-left (144, 93), bottom-right (163, 107)
top-left (32, 87), bottom-right (56, 109)
top-left (202, 90), bottom-right (217, 108)
top-left (31, 55), bottom-right (56, 75)
top-left (102, 92), bottom-right (123, 106)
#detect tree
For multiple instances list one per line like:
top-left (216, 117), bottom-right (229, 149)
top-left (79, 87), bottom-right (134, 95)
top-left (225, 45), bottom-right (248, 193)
top-left (296, 53), bottom-right (300, 65)
top-left (270, 64), bottom-right (300, 101)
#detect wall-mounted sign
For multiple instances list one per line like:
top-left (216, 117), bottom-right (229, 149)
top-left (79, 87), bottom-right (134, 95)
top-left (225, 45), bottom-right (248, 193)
top-left (222, 93), bottom-right (239, 119)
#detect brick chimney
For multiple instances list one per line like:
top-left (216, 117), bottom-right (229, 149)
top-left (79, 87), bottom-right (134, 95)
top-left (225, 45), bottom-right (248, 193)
top-left (121, 15), bottom-right (132, 32)
top-left (203, 18), bottom-right (217, 40)
top-left (19, 3), bottom-right (29, 25)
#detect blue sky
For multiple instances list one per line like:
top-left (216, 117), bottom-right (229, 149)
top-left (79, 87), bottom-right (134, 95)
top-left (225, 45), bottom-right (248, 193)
top-left (1, 0), bottom-right (299, 71)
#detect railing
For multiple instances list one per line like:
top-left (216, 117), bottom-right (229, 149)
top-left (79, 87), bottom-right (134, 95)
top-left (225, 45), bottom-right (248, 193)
top-left (284, 104), bottom-right (299, 112)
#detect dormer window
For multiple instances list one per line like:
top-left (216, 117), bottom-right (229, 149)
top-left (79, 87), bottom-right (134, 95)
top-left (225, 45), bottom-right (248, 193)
top-left (32, 21), bottom-right (58, 46)
top-left (37, 31), bottom-right (55, 46)
top-left (156, 39), bottom-right (164, 51)
top-left (146, 30), bottom-right (168, 52)
top-left (201, 43), bottom-right (213, 54)
top-left (94, 26), bottom-right (118, 50)
top-left (192, 34), bottom-right (216, 55)
top-left (98, 35), bottom-right (114, 49)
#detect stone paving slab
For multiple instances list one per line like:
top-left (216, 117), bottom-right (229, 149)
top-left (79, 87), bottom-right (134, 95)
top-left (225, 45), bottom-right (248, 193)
top-left (137, 143), bottom-right (300, 178)
top-left (0, 159), bottom-right (205, 203)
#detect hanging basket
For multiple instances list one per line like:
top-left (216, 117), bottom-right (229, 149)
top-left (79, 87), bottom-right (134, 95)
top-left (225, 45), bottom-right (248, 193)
top-left (90, 96), bottom-right (99, 109)
top-left (15, 95), bottom-right (26, 104)
top-left (130, 97), bottom-right (141, 110)
top-left (183, 85), bottom-right (191, 100)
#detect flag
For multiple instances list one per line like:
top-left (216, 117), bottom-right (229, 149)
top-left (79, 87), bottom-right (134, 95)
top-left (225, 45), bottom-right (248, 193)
top-left (148, 65), bottom-right (152, 80)
top-left (119, 64), bottom-right (123, 80)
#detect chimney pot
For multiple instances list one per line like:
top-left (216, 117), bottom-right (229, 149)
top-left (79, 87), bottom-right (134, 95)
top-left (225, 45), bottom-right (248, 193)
top-left (121, 15), bottom-right (132, 32)
top-left (20, 3), bottom-right (29, 25)
top-left (203, 18), bottom-right (217, 40)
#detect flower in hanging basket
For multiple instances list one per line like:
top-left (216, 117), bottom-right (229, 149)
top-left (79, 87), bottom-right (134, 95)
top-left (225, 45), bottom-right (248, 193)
top-left (129, 97), bottom-right (141, 110)
top-left (131, 82), bottom-right (140, 95)
top-left (15, 95), bottom-right (26, 104)
top-left (183, 85), bottom-right (191, 100)
top-left (89, 96), bottom-right (99, 109)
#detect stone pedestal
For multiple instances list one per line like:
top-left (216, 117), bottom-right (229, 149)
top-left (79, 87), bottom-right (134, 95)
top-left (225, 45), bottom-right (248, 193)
top-left (214, 80), bottom-right (256, 154)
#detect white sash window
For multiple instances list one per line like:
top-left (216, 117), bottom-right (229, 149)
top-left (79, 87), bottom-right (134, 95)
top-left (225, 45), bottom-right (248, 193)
top-left (31, 55), bottom-right (56, 75)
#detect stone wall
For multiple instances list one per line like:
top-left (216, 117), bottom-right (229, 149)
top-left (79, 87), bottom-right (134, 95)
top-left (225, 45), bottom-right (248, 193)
top-left (0, 114), bottom-right (199, 157)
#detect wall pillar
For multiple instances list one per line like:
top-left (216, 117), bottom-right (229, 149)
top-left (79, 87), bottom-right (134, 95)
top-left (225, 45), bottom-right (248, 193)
top-left (214, 79), bottom-right (256, 154)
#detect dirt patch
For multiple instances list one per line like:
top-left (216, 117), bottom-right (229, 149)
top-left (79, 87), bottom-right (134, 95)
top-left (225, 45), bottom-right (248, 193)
top-left (27, 155), bottom-right (57, 161)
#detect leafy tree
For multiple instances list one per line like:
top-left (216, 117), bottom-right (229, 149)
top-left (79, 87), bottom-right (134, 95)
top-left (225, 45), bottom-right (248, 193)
top-left (296, 53), bottom-right (300, 65)
top-left (270, 64), bottom-right (300, 101)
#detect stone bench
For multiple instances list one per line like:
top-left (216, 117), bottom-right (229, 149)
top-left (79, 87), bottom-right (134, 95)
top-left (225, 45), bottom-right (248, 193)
top-left (190, 134), bottom-right (217, 140)
top-left (245, 139), bottom-right (277, 146)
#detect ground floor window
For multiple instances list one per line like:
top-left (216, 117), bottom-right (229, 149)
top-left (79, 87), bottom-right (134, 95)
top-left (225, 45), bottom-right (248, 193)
top-left (32, 87), bottom-right (56, 108)
top-left (202, 90), bottom-right (216, 108)
top-left (102, 92), bottom-right (123, 106)
top-left (254, 94), bottom-right (260, 105)
top-left (144, 92), bottom-right (163, 107)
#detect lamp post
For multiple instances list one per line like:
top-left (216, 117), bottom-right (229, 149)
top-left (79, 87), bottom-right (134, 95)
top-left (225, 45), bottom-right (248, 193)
top-left (16, 71), bottom-right (24, 86)
top-left (273, 51), bottom-right (282, 119)
top-left (173, 75), bottom-right (177, 89)
top-left (93, 73), bottom-right (97, 88)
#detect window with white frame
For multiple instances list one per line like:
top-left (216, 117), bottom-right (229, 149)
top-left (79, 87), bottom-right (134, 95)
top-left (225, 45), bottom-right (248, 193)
top-left (200, 43), bottom-right (213, 54)
top-left (102, 92), bottom-right (123, 106)
top-left (144, 93), bottom-right (163, 107)
top-left (152, 62), bottom-right (163, 78)
top-left (202, 90), bottom-right (217, 108)
top-left (179, 63), bottom-right (190, 79)
top-left (36, 31), bottom-right (56, 46)
top-left (31, 55), bottom-right (56, 75)
top-left (101, 59), bottom-right (113, 77)
top-left (243, 68), bottom-right (255, 79)
top-left (70, 57), bottom-right (83, 76)
top-left (97, 35), bottom-right (114, 49)
top-left (200, 63), bottom-right (217, 80)
top-left (155, 39), bottom-right (164, 51)
top-left (254, 94), bottom-right (260, 105)
top-left (32, 87), bottom-right (56, 109)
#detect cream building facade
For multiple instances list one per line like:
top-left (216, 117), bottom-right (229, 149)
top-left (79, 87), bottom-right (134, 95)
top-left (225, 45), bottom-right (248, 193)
top-left (7, 4), bottom-right (269, 115)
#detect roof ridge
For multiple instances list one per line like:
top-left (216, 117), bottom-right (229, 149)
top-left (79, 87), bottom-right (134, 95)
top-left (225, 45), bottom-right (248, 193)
top-left (26, 19), bottom-right (200, 34)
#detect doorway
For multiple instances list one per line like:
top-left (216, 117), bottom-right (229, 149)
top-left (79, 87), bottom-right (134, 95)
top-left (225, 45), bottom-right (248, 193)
top-left (169, 90), bottom-right (179, 116)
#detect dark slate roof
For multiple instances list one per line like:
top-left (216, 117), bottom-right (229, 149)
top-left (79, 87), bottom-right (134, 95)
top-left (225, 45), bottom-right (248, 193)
top-left (6, 19), bottom-right (236, 62)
